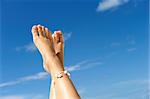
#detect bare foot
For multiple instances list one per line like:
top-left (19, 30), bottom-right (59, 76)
top-left (50, 31), bottom-right (64, 99)
top-left (53, 31), bottom-right (64, 65)
top-left (44, 31), bottom-right (64, 74)
top-left (31, 25), bottom-right (64, 74)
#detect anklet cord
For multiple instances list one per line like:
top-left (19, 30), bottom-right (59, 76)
top-left (55, 70), bottom-right (70, 78)
top-left (51, 70), bottom-right (71, 84)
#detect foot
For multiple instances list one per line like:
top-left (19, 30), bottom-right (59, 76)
top-left (47, 31), bottom-right (64, 99)
top-left (53, 31), bottom-right (64, 65)
top-left (44, 31), bottom-right (65, 74)
top-left (31, 25), bottom-right (64, 73)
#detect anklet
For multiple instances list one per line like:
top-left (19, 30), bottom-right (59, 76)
top-left (55, 70), bottom-right (70, 79)
top-left (51, 70), bottom-right (70, 86)
top-left (52, 70), bottom-right (70, 84)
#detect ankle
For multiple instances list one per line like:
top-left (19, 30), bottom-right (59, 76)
top-left (45, 56), bottom-right (64, 73)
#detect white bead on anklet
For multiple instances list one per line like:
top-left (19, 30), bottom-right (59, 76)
top-left (55, 70), bottom-right (71, 79)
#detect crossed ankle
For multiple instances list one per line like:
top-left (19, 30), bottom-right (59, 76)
top-left (50, 66), bottom-right (65, 78)
top-left (51, 70), bottom-right (70, 84)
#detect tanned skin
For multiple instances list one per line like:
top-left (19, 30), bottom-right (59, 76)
top-left (32, 25), bottom-right (80, 99)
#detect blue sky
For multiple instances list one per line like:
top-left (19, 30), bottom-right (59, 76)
top-left (0, 0), bottom-right (149, 99)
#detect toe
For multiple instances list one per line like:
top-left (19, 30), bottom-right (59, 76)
top-left (56, 42), bottom-right (63, 54)
top-left (37, 25), bottom-right (44, 37)
top-left (56, 31), bottom-right (64, 53)
top-left (41, 26), bottom-right (46, 36)
top-left (54, 30), bottom-right (64, 44)
top-left (32, 25), bottom-right (39, 40)
top-left (53, 30), bottom-right (64, 64)
top-left (45, 27), bottom-right (53, 42)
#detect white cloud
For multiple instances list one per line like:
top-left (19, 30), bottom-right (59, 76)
top-left (110, 42), bottom-right (121, 47)
top-left (19, 72), bottom-right (48, 81)
top-left (24, 43), bottom-right (37, 52)
top-left (110, 79), bottom-right (149, 99)
top-left (0, 72), bottom-right (48, 88)
top-left (63, 32), bottom-right (72, 41)
top-left (65, 60), bottom-right (103, 72)
top-left (85, 79), bottom-right (148, 99)
top-left (0, 94), bottom-right (47, 99)
top-left (129, 39), bottom-right (136, 45)
top-left (66, 65), bottom-right (81, 71)
top-left (114, 79), bottom-right (148, 86)
top-left (30, 94), bottom-right (46, 99)
top-left (0, 59), bottom-right (102, 88)
top-left (127, 47), bottom-right (137, 52)
top-left (126, 36), bottom-right (136, 45)
top-left (78, 88), bottom-right (86, 95)
top-left (97, 0), bottom-right (129, 12)
top-left (0, 95), bottom-right (24, 99)
top-left (0, 81), bottom-right (21, 88)
top-left (16, 33), bottom-right (71, 52)
top-left (16, 42), bottom-right (36, 52)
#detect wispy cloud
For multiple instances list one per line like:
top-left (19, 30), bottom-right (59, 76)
top-left (0, 94), bottom-right (47, 99)
top-left (97, 0), bottom-right (129, 12)
top-left (65, 60), bottom-right (103, 72)
top-left (63, 32), bottom-right (72, 41)
top-left (0, 81), bottom-right (21, 88)
top-left (78, 88), bottom-right (86, 95)
top-left (126, 36), bottom-right (136, 45)
top-left (0, 72), bottom-right (48, 88)
top-left (114, 79), bottom-right (148, 86)
top-left (29, 94), bottom-right (47, 99)
top-left (16, 42), bottom-right (37, 52)
top-left (85, 79), bottom-right (148, 99)
top-left (16, 33), bottom-right (71, 52)
top-left (110, 79), bottom-right (149, 99)
top-left (127, 47), bottom-right (137, 52)
top-left (110, 42), bottom-right (121, 47)
top-left (128, 39), bottom-right (136, 45)
top-left (0, 95), bottom-right (24, 99)
top-left (0, 59), bottom-right (102, 88)
top-left (19, 72), bottom-right (48, 81)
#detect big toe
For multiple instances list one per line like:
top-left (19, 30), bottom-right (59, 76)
top-left (45, 27), bottom-right (53, 42)
top-left (32, 25), bottom-right (39, 40)
top-left (53, 30), bottom-right (64, 65)
top-left (37, 25), bottom-right (45, 37)
top-left (53, 30), bottom-right (64, 54)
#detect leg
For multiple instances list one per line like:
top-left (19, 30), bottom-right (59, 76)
top-left (49, 31), bottom-right (64, 99)
top-left (31, 25), bottom-right (80, 99)
top-left (49, 80), bottom-right (56, 99)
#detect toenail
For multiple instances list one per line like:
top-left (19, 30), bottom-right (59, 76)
top-left (32, 25), bottom-right (36, 28)
top-left (52, 34), bottom-right (54, 37)
top-left (54, 31), bottom-right (57, 34)
top-left (57, 30), bottom-right (61, 33)
top-left (37, 24), bottom-right (41, 27)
